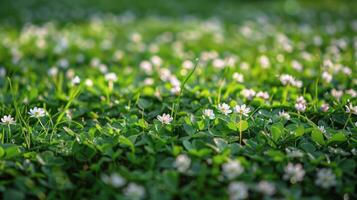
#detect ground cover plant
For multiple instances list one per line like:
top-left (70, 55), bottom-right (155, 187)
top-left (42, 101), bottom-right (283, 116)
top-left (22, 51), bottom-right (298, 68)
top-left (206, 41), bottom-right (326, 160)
top-left (0, 0), bottom-right (357, 199)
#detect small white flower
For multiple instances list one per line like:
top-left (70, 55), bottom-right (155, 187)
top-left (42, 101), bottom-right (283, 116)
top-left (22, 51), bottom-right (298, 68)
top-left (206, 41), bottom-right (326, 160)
top-left (174, 154), bottom-right (191, 173)
top-left (259, 55), bottom-right (270, 69)
top-left (279, 74), bottom-right (302, 88)
top-left (71, 76), bottom-right (81, 85)
top-left (143, 78), bottom-right (154, 86)
top-left (345, 103), bottom-right (357, 115)
top-left (320, 103), bottom-right (329, 112)
top-left (28, 107), bottom-right (46, 118)
top-left (85, 79), bottom-right (93, 87)
top-left (331, 89), bottom-right (343, 100)
top-left (124, 183), bottom-right (146, 200)
top-left (1, 115), bottom-right (16, 125)
top-left (101, 173), bottom-right (126, 188)
top-left (140, 60), bottom-right (153, 75)
top-left (295, 96), bottom-right (307, 112)
top-left (48, 67), bottom-right (58, 76)
top-left (228, 182), bottom-right (248, 200)
top-left (105, 72), bottom-right (118, 82)
top-left (157, 113), bottom-right (173, 125)
top-left (241, 89), bottom-right (256, 100)
top-left (170, 86), bottom-right (181, 96)
top-left (283, 163), bottom-right (305, 184)
top-left (233, 104), bottom-right (251, 117)
top-left (279, 111), bottom-right (290, 120)
top-left (315, 168), bottom-right (336, 189)
top-left (222, 160), bottom-right (244, 180)
top-left (346, 89), bottom-right (357, 98)
top-left (232, 72), bottom-right (244, 83)
top-left (256, 91), bottom-right (269, 100)
top-left (322, 71), bottom-right (332, 83)
top-left (218, 103), bottom-right (232, 115)
top-left (203, 109), bottom-right (215, 120)
top-left (318, 126), bottom-right (326, 133)
top-left (257, 181), bottom-right (276, 196)
top-left (291, 60), bottom-right (302, 71)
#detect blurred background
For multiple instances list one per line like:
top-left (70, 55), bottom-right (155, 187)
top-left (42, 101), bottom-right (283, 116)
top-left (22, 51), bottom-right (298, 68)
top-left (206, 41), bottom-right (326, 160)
top-left (0, 0), bottom-right (356, 26)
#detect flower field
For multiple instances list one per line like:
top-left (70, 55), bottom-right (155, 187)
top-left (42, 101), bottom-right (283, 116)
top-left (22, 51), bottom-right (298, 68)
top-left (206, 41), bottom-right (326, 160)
top-left (0, 0), bottom-right (356, 199)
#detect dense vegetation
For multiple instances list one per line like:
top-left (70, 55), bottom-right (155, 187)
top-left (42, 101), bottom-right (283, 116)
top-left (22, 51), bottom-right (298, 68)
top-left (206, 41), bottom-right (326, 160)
top-left (0, 0), bottom-right (356, 199)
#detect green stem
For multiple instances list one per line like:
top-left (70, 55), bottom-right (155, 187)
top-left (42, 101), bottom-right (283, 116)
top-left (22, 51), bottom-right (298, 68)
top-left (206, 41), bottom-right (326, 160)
top-left (239, 115), bottom-right (242, 145)
top-left (7, 125), bottom-right (11, 143)
top-left (343, 113), bottom-right (351, 130)
top-left (38, 119), bottom-right (48, 136)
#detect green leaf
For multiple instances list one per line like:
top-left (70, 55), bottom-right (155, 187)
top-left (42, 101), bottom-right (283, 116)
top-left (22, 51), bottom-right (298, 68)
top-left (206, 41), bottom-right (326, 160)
top-left (227, 121), bottom-right (237, 131)
top-left (138, 98), bottom-right (152, 109)
top-left (137, 118), bottom-right (149, 129)
top-left (271, 125), bottom-right (283, 142)
top-left (328, 132), bottom-right (347, 143)
top-left (294, 126), bottom-right (305, 137)
top-left (183, 140), bottom-right (193, 150)
top-left (119, 136), bottom-right (135, 152)
top-left (311, 129), bottom-right (325, 145)
top-left (237, 120), bottom-right (249, 132)
top-left (0, 146), bottom-right (5, 158)
top-left (213, 138), bottom-right (228, 152)
top-left (183, 123), bottom-right (196, 135)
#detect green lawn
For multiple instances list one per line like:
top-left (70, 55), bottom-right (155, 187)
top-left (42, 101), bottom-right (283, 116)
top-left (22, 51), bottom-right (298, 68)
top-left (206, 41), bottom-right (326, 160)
top-left (0, 0), bottom-right (356, 199)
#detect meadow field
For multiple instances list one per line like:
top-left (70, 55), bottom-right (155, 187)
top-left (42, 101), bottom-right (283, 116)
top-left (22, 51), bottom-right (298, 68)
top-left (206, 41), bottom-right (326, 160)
top-left (0, 0), bottom-right (356, 199)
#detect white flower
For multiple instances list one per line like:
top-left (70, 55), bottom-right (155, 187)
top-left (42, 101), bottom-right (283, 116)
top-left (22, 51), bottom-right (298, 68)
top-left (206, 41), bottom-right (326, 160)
top-left (157, 113), bottom-right (173, 125)
top-left (71, 76), bottom-right (81, 85)
top-left (124, 183), bottom-right (145, 200)
top-left (259, 55), bottom-right (270, 69)
top-left (331, 89), bottom-right (343, 99)
top-left (28, 107), bottom-right (46, 118)
top-left (279, 74), bottom-right (302, 88)
top-left (222, 160), bottom-right (244, 180)
top-left (241, 89), bottom-right (256, 100)
top-left (256, 91), bottom-right (269, 100)
top-left (101, 173), bottom-right (126, 188)
top-left (174, 154), bottom-right (191, 173)
top-left (140, 60), bottom-right (153, 74)
top-left (257, 181), bottom-right (276, 196)
top-left (318, 126), bottom-right (326, 133)
top-left (346, 89), bottom-right (357, 98)
top-left (291, 60), bottom-right (302, 71)
top-left (278, 111), bottom-right (290, 120)
top-left (315, 168), bottom-right (336, 189)
top-left (85, 79), bottom-right (93, 87)
top-left (218, 103), bottom-right (232, 115)
top-left (48, 67), bottom-right (58, 76)
top-left (345, 103), bottom-right (357, 115)
top-left (283, 163), bottom-right (305, 184)
top-left (143, 78), bottom-right (154, 86)
top-left (228, 182), bottom-right (248, 200)
top-left (322, 71), bottom-right (332, 83)
top-left (232, 73), bottom-right (244, 83)
top-left (213, 58), bottom-right (226, 69)
top-left (1, 115), bottom-right (16, 125)
top-left (105, 72), bottom-right (118, 82)
top-left (295, 96), bottom-right (306, 112)
top-left (320, 103), bottom-right (329, 112)
top-left (170, 86), bottom-right (181, 95)
top-left (203, 109), bottom-right (215, 120)
top-left (233, 104), bottom-right (251, 116)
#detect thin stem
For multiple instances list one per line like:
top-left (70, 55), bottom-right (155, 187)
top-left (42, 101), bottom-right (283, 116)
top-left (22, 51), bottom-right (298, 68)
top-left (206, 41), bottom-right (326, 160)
top-left (38, 118), bottom-right (48, 136)
top-left (343, 113), bottom-right (351, 130)
top-left (239, 115), bottom-right (242, 145)
top-left (7, 125), bottom-right (11, 143)
top-left (173, 58), bottom-right (199, 123)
